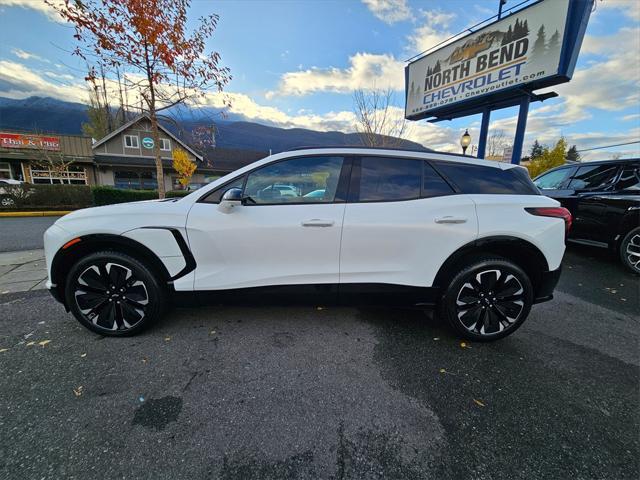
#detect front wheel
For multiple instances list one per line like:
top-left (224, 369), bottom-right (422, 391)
top-left (619, 227), bottom-right (640, 274)
top-left (440, 257), bottom-right (533, 342)
top-left (65, 251), bottom-right (166, 336)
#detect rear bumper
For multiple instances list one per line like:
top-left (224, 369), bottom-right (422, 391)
top-left (533, 267), bottom-right (562, 304)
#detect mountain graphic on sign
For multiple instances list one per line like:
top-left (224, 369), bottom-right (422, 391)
top-left (445, 17), bottom-right (530, 65)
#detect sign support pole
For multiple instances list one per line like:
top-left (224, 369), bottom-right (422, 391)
top-left (511, 96), bottom-right (530, 164)
top-left (477, 108), bottom-right (491, 159)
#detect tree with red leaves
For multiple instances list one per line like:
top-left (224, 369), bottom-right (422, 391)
top-left (47, 0), bottom-right (231, 198)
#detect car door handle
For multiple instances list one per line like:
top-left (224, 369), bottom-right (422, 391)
top-left (301, 219), bottom-right (335, 227)
top-left (434, 216), bottom-right (467, 224)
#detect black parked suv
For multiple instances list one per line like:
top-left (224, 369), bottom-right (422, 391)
top-left (533, 158), bottom-right (640, 273)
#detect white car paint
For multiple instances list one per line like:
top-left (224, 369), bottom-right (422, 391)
top-left (44, 148), bottom-right (565, 295)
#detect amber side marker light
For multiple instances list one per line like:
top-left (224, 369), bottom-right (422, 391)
top-left (525, 207), bottom-right (573, 237)
top-left (62, 238), bottom-right (82, 249)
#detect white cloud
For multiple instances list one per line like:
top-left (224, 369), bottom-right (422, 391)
top-left (406, 9), bottom-right (456, 56)
top-left (0, 0), bottom-right (63, 22)
top-left (11, 48), bottom-right (47, 62)
top-left (266, 53), bottom-right (404, 98)
top-left (581, 26), bottom-right (640, 55)
top-left (361, 0), bottom-right (412, 24)
top-left (0, 60), bottom-right (86, 103)
top-left (597, 0), bottom-right (640, 21)
top-left (621, 113), bottom-right (640, 122)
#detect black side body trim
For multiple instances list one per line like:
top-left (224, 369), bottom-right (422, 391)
top-left (140, 227), bottom-right (197, 281)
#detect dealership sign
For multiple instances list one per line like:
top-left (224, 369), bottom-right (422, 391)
top-left (405, 0), bottom-right (591, 121)
top-left (0, 132), bottom-right (61, 151)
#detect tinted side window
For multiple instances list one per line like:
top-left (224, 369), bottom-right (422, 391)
top-left (357, 157), bottom-right (421, 202)
top-left (568, 164), bottom-right (620, 190)
top-left (616, 165), bottom-right (640, 191)
top-left (534, 167), bottom-right (573, 190)
top-left (433, 161), bottom-right (538, 195)
top-left (244, 156), bottom-right (344, 204)
top-left (423, 161), bottom-right (454, 197)
top-left (201, 176), bottom-right (245, 203)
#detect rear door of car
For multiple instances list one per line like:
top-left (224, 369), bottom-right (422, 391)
top-left (566, 163), bottom-right (623, 242)
top-left (338, 156), bottom-right (478, 297)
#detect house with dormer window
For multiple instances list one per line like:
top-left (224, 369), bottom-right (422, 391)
top-left (91, 114), bottom-right (215, 190)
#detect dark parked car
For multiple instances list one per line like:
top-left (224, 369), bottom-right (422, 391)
top-left (533, 158), bottom-right (640, 273)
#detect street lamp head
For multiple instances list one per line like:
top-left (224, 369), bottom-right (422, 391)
top-left (460, 129), bottom-right (472, 148)
top-left (460, 129), bottom-right (471, 155)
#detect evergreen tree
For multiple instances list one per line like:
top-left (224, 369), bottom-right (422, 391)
top-left (502, 25), bottom-right (513, 45)
top-left (533, 25), bottom-right (547, 56)
top-left (523, 19), bottom-right (529, 37)
top-left (530, 140), bottom-right (546, 159)
top-left (566, 145), bottom-right (581, 162)
top-left (547, 29), bottom-right (560, 52)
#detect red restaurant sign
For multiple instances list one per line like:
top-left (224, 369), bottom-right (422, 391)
top-left (0, 132), bottom-right (60, 151)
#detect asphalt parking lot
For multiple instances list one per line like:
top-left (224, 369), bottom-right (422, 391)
top-left (0, 240), bottom-right (638, 479)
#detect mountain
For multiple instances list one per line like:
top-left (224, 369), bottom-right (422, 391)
top-left (0, 96), bottom-right (429, 152)
top-left (0, 96), bottom-right (89, 134)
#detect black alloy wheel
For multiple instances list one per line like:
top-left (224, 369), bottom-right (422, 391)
top-left (65, 251), bottom-right (165, 336)
top-left (442, 257), bottom-right (533, 341)
top-left (620, 227), bottom-right (640, 274)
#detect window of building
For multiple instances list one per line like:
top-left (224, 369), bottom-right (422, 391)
top-left (356, 157), bottom-right (421, 202)
top-left (30, 165), bottom-right (87, 184)
top-left (244, 156), bottom-right (344, 204)
top-left (124, 135), bottom-right (139, 149)
top-left (568, 164), bottom-right (620, 191)
top-left (160, 138), bottom-right (171, 151)
top-left (0, 162), bottom-right (11, 180)
top-left (114, 170), bottom-right (157, 190)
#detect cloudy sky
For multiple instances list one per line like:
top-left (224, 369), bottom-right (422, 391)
top-left (0, 0), bottom-right (638, 159)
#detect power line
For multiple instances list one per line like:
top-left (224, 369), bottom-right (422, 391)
top-left (576, 140), bottom-right (640, 153)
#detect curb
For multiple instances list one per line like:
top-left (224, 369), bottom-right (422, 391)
top-left (0, 211), bottom-right (71, 218)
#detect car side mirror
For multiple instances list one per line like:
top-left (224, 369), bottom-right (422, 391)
top-left (217, 187), bottom-right (243, 214)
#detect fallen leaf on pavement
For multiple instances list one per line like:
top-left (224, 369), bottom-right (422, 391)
top-left (439, 368), bottom-right (446, 373)
top-left (80, 353), bottom-right (87, 358)
top-left (73, 386), bottom-right (83, 397)
top-left (209, 330), bottom-right (216, 335)
top-left (26, 341), bottom-right (35, 346)
top-left (142, 357), bottom-right (148, 363)
top-left (164, 337), bottom-right (171, 342)
top-left (0, 348), bottom-right (8, 353)
top-left (460, 342), bottom-right (468, 348)
top-left (38, 340), bottom-right (51, 347)
top-left (473, 399), bottom-right (486, 407)
top-left (316, 306), bottom-right (324, 311)
top-left (433, 337), bottom-right (440, 341)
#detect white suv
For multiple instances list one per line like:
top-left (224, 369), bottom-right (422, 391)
top-left (44, 148), bottom-right (570, 341)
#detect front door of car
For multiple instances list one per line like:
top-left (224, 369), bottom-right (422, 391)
top-left (186, 155), bottom-right (349, 294)
top-left (339, 156), bottom-right (478, 299)
top-left (566, 163), bottom-right (622, 242)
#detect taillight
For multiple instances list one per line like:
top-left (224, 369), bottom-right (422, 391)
top-left (525, 207), bottom-right (573, 237)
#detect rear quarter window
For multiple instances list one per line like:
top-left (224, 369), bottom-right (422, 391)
top-left (432, 160), bottom-right (539, 195)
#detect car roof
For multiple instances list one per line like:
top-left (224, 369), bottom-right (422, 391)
top-left (278, 146), bottom-right (518, 170)
top-left (553, 158), bottom-right (639, 168)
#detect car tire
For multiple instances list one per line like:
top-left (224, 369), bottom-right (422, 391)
top-left (0, 195), bottom-right (15, 207)
top-left (619, 227), bottom-right (640, 275)
top-left (439, 257), bottom-right (533, 342)
top-left (65, 251), bottom-right (166, 336)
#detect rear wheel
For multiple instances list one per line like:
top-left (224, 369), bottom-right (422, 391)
top-left (619, 227), bottom-right (640, 274)
top-left (65, 251), bottom-right (166, 336)
top-left (440, 257), bottom-right (533, 341)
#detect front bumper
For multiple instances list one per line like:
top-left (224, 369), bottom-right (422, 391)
top-left (533, 267), bottom-right (562, 304)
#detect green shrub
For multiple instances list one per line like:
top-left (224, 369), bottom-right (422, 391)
top-left (1, 184), bottom-right (93, 210)
top-left (91, 186), bottom-right (158, 206)
top-left (166, 190), bottom-right (190, 198)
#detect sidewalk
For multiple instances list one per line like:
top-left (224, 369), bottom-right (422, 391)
top-left (0, 249), bottom-right (48, 294)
